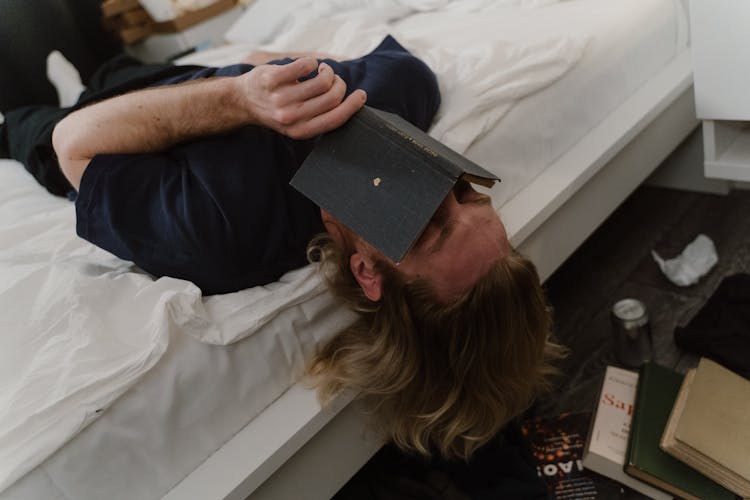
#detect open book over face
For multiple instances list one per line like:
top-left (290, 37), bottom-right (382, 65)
top-left (291, 106), bottom-right (500, 263)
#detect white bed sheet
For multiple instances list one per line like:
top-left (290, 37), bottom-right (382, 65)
top-left (217, 0), bottom-right (590, 155)
top-left (0, 159), bottom-right (196, 491)
top-left (3, 0), bottom-right (688, 498)
top-left (0, 161), bottom-right (355, 499)
top-left (4, 293), bottom-right (353, 500)
top-left (199, 0), bottom-right (688, 210)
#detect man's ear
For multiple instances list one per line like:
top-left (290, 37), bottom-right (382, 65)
top-left (349, 252), bottom-right (382, 302)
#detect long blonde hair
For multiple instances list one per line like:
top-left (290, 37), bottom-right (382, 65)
top-left (307, 234), bottom-right (565, 461)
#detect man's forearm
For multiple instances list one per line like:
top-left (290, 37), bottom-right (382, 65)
top-left (53, 57), bottom-right (366, 190)
top-left (53, 77), bottom-right (247, 188)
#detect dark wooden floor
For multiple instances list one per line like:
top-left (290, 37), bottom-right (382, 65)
top-left (335, 185), bottom-right (750, 499)
top-left (535, 185), bottom-right (750, 419)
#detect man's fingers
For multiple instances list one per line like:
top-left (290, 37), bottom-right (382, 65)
top-left (294, 74), bottom-right (347, 120)
top-left (265, 57), bottom-right (318, 87)
top-left (289, 89), bottom-right (367, 139)
top-left (255, 58), bottom-right (367, 138)
top-left (279, 62), bottom-right (336, 103)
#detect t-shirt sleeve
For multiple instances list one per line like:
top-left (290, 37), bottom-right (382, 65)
top-left (322, 35), bottom-right (441, 131)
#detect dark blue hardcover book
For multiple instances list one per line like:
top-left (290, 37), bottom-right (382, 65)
top-left (290, 105), bottom-right (499, 263)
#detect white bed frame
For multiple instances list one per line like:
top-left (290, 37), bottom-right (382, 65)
top-left (163, 50), bottom-right (697, 500)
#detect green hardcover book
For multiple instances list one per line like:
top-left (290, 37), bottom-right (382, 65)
top-left (624, 362), bottom-right (735, 500)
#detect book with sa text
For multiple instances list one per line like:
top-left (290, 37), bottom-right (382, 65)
top-left (581, 366), bottom-right (671, 500)
top-left (660, 357), bottom-right (750, 498)
top-left (624, 362), bottom-right (735, 500)
top-left (290, 105), bottom-right (500, 263)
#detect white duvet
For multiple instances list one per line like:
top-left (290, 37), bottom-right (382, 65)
top-left (0, 0), bottom-right (588, 492)
top-left (214, 0), bottom-right (589, 153)
top-left (0, 163), bottom-right (189, 490)
top-left (0, 162), bottom-right (329, 491)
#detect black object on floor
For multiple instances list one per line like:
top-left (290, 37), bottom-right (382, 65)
top-left (334, 422), bottom-right (549, 500)
top-left (675, 273), bottom-right (750, 379)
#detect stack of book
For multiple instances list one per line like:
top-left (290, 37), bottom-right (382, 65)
top-left (581, 360), bottom-right (749, 500)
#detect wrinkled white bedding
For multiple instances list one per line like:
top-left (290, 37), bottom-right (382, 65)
top-left (0, 163), bottom-right (191, 491)
top-left (221, 0), bottom-right (589, 154)
top-left (0, 160), bottom-right (334, 491)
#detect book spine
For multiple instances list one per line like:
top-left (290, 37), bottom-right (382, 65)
top-left (625, 364), bottom-right (648, 472)
top-left (356, 108), bottom-right (459, 181)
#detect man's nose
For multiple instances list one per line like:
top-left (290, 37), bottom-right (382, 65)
top-left (433, 189), bottom-right (462, 224)
top-left (442, 188), bottom-right (463, 212)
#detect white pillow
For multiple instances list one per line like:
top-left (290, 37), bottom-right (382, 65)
top-left (224, 0), bottom-right (313, 45)
top-left (224, 0), bottom-right (560, 45)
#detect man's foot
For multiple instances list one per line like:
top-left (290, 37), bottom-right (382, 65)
top-left (46, 50), bottom-right (86, 108)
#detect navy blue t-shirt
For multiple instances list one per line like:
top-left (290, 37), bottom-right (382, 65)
top-left (75, 36), bottom-right (440, 295)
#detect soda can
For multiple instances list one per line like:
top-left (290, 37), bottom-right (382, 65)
top-left (611, 298), bottom-right (653, 368)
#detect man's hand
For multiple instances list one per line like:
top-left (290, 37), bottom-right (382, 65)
top-left (240, 57), bottom-right (367, 140)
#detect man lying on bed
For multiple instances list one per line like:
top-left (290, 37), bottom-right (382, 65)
top-left (1, 36), bottom-right (563, 462)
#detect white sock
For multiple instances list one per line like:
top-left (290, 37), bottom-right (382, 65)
top-left (46, 51), bottom-right (86, 107)
top-left (0, 112), bottom-right (4, 125)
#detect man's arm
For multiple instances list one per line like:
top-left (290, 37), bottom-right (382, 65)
top-left (52, 57), bottom-right (366, 190)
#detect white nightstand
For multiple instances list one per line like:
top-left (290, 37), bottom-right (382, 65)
top-left (690, 0), bottom-right (750, 181)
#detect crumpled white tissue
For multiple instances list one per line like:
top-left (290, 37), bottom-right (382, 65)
top-left (651, 234), bottom-right (718, 287)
